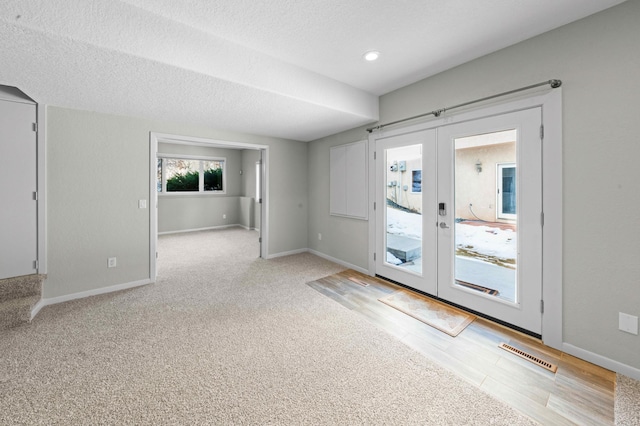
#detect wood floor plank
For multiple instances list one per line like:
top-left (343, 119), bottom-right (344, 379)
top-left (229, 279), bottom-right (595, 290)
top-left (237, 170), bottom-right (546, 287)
top-left (547, 387), bottom-right (614, 426)
top-left (401, 332), bottom-right (487, 387)
top-left (553, 371), bottom-right (615, 420)
top-left (481, 376), bottom-right (575, 426)
top-left (400, 325), bottom-right (455, 352)
top-left (444, 335), bottom-right (501, 374)
top-left (488, 356), bottom-right (556, 405)
top-left (559, 352), bottom-right (616, 387)
top-left (306, 280), bottom-right (358, 310)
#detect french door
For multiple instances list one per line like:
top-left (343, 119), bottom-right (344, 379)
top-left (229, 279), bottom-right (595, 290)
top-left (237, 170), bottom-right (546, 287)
top-left (375, 108), bottom-right (543, 334)
top-left (375, 129), bottom-right (438, 295)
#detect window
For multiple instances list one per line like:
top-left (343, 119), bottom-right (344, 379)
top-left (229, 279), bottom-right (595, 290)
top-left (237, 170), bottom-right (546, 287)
top-left (157, 155), bottom-right (225, 193)
top-left (412, 170), bottom-right (422, 193)
top-left (256, 161), bottom-right (261, 201)
top-left (497, 163), bottom-right (516, 220)
top-left (203, 160), bottom-right (224, 191)
top-left (157, 158), bottom-right (162, 192)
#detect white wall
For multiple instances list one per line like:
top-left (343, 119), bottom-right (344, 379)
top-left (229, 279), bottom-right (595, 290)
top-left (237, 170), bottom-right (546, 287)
top-left (46, 106), bottom-right (307, 299)
top-left (308, 0), bottom-right (640, 371)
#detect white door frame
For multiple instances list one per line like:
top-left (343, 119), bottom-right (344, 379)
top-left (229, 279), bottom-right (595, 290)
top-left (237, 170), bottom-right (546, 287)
top-left (149, 132), bottom-right (269, 280)
top-left (368, 89), bottom-right (563, 349)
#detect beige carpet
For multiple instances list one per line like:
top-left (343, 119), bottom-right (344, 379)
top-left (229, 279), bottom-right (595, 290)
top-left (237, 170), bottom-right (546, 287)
top-left (615, 374), bottom-right (640, 425)
top-left (379, 289), bottom-right (475, 337)
top-left (0, 228), bottom-right (537, 424)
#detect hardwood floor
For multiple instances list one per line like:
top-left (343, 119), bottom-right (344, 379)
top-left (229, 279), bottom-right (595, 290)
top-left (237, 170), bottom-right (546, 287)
top-left (307, 270), bottom-right (616, 425)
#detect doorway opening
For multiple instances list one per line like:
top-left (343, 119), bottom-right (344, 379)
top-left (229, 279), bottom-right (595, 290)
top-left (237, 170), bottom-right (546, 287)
top-left (149, 132), bottom-right (268, 280)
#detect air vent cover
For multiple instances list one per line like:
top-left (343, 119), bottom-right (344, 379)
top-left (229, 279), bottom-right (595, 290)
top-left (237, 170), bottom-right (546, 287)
top-left (499, 342), bottom-right (558, 373)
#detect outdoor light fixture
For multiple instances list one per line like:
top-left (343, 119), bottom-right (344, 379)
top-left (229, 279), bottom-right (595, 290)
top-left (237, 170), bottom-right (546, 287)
top-left (363, 50), bottom-right (380, 61)
top-left (475, 160), bottom-right (482, 173)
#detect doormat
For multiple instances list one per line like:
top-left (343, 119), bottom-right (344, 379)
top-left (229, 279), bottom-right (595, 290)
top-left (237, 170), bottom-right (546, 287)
top-left (378, 290), bottom-right (475, 337)
top-left (456, 280), bottom-right (500, 296)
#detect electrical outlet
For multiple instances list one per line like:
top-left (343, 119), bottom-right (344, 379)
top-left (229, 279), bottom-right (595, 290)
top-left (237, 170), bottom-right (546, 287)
top-left (138, 199), bottom-right (147, 209)
top-left (108, 257), bottom-right (117, 268)
top-left (619, 312), bottom-right (638, 335)
top-left (223, 214), bottom-right (226, 219)
top-left (318, 233), bottom-right (322, 241)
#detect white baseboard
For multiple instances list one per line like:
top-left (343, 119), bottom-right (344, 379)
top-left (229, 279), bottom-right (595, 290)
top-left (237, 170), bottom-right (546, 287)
top-left (30, 299), bottom-right (46, 320)
top-left (31, 278), bottom-right (153, 319)
top-left (158, 225), bottom-right (240, 235)
top-left (563, 343), bottom-right (640, 380)
top-left (266, 248), bottom-right (369, 275)
top-left (307, 249), bottom-right (369, 275)
top-left (266, 248), bottom-right (308, 259)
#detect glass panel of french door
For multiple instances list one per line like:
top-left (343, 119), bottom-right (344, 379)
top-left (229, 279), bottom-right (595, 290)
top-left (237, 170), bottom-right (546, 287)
top-left (375, 129), bottom-right (437, 295)
top-left (437, 108), bottom-right (542, 334)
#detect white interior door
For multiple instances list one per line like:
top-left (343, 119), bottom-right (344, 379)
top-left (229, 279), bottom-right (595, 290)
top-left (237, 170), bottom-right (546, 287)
top-left (0, 99), bottom-right (38, 279)
top-left (437, 108), bottom-right (543, 334)
top-left (375, 129), bottom-right (437, 295)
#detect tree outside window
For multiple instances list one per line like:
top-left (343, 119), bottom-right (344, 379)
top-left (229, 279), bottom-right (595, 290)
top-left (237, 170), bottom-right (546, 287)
top-left (157, 157), bottom-right (225, 193)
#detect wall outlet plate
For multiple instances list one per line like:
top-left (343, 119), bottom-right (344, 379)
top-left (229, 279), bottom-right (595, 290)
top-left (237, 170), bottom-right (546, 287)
top-left (108, 257), bottom-right (117, 268)
top-left (619, 312), bottom-right (639, 335)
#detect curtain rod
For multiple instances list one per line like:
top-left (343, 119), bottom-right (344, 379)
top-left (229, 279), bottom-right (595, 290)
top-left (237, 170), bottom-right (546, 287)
top-left (366, 79), bottom-right (562, 133)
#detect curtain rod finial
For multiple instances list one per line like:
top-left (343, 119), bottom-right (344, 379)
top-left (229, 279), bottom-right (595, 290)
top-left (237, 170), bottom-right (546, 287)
top-left (550, 79), bottom-right (562, 88)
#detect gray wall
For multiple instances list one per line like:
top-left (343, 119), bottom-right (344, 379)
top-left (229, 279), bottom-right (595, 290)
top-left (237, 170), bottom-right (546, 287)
top-left (46, 106), bottom-right (307, 299)
top-left (241, 149), bottom-right (260, 199)
top-left (157, 142), bottom-right (242, 233)
top-left (240, 149), bottom-right (261, 230)
top-left (307, 1), bottom-right (640, 370)
top-left (308, 130), bottom-right (369, 269)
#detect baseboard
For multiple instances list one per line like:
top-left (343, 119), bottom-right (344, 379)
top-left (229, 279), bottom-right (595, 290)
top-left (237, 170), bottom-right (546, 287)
top-left (307, 249), bottom-right (369, 275)
top-left (31, 278), bottom-right (153, 319)
top-left (30, 298), bottom-right (45, 321)
top-left (158, 225), bottom-right (240, 235)
top-left (266, 248), bottom-right (308, 259)
top-left (563, 343), bottom-right (640, 381)
top-left (266, 248), bottom-right (369, 274)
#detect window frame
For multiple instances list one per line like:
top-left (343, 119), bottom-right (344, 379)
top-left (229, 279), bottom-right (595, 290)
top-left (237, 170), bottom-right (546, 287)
top-left (157, 153), bottom-right (227, 195)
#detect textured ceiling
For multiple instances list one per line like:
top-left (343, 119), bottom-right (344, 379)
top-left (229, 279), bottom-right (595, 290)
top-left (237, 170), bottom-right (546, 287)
top-left (0, 0), bottom-right (627, 141)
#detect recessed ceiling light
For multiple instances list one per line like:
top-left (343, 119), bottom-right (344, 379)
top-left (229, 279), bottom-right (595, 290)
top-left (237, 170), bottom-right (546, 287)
top-left (363, 51), bottom-right (380, 61)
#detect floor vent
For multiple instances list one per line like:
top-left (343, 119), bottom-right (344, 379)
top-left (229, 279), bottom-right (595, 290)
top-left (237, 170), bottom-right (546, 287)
top-left (499, 342), bottom-right (558, 373)
top-left (348, 277), bottom-right (369, 287)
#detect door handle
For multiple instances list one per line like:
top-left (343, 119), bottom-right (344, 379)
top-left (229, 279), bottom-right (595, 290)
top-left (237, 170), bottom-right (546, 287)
top-left (439, 222), bottom-right (450, 229)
